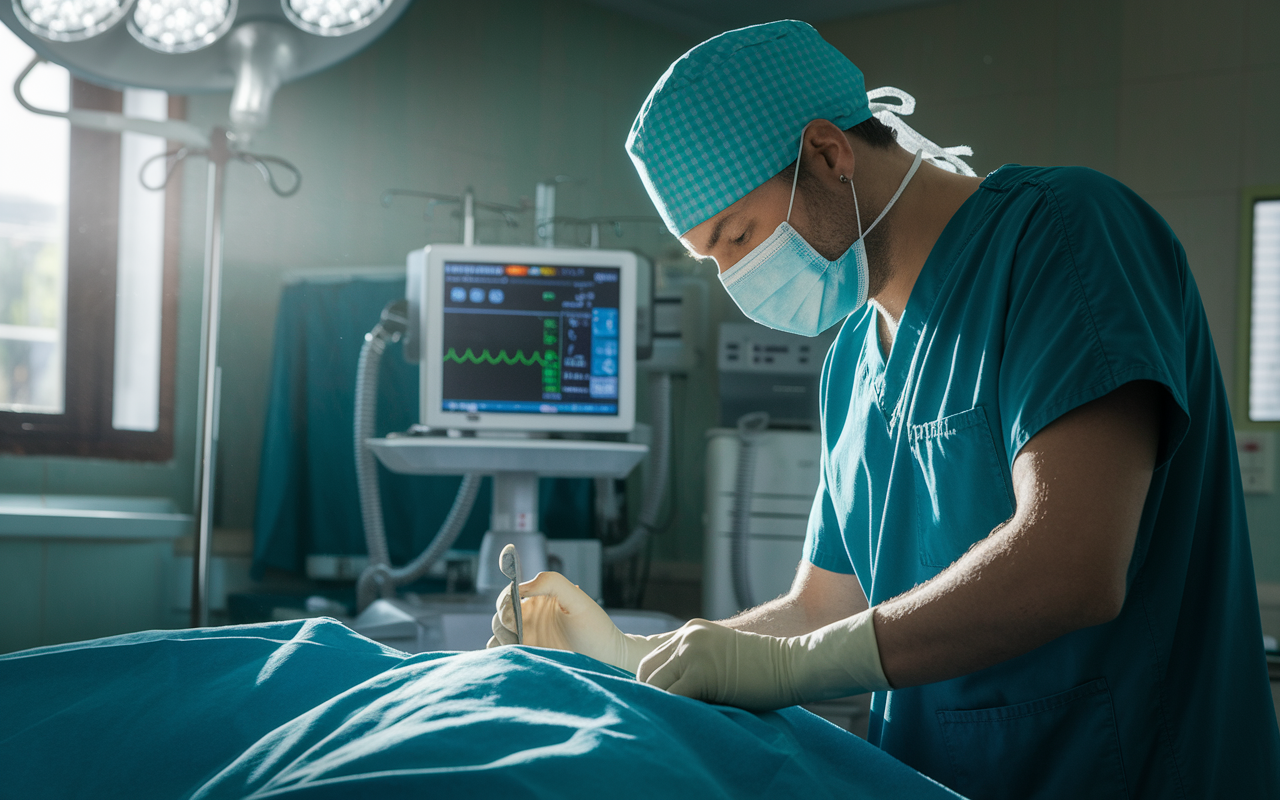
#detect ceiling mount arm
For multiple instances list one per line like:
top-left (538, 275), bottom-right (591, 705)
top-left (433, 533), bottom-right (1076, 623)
top-left (12, 55), bottom-right (45, 116)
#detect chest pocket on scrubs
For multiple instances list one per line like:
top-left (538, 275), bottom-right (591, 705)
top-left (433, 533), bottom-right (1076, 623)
top-left (909, 406), bottom-right (1015, 568)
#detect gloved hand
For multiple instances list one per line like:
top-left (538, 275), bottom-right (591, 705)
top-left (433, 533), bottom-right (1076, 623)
top-left (486, 571), bottom-right (674, 673)
top-left (635, 609), bottom-right (891, 711)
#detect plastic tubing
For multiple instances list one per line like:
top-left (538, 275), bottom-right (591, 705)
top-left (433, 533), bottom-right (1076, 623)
top-left (356, 474), bottom-right (481, 612)
top-left (355, 331), bottom-right (392, 575)
top-left (354, 303), bottom-right (480, 611)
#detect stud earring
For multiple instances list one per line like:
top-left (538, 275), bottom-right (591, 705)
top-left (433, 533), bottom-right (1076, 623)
top-left (839, 175), bottom-right (849, 183)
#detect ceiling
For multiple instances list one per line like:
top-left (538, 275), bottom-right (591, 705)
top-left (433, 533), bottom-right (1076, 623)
top-left (581, 0), bottom-right (941, 39)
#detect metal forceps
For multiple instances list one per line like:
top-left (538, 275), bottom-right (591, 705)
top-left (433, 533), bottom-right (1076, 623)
top-left (499, 544), bottom-right (523, 645)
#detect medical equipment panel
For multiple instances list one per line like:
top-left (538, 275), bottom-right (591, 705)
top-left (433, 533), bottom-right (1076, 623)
top-left (414, 244), bottom-right (637, 433)
top-left (718, 322), bottom-right (829, 429)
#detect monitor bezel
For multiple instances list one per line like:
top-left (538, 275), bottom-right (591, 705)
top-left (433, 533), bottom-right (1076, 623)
top-left (420, 244), bottom-right (638, 433)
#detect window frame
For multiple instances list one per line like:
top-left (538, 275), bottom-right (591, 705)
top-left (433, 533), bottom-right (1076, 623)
top-left (0, 79), bottom-right (184, 460)
top-left (1235, 185), bottom-right (1280, 431)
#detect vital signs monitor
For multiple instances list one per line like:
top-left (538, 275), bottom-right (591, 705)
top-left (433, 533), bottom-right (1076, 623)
top-left (410, 244), bottom-right (638, 433)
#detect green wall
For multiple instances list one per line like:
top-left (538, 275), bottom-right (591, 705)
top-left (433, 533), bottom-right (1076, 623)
top-left (4, 0), bottom-right (1279, 583)
top-left (816, 0), bottom-right (1280, 582)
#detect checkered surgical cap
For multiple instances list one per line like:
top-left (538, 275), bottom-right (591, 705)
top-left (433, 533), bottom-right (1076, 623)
top-left (626, 20), bottom-right (975, 237)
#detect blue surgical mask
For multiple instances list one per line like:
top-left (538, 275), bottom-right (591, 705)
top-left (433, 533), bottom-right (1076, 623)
top-left (719, 138), bottom-right (924, 337)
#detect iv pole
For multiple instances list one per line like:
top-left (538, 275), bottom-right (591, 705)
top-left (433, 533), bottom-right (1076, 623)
top-left (191, 133), bottom-right (228, 628)
top-left (148, 128), bottom-right (299, 627)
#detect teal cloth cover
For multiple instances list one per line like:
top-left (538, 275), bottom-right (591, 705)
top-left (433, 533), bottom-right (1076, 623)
top-left (0, 622), bottom-right (965, 799)
top-left (252, 274), bottom-right (592, 578)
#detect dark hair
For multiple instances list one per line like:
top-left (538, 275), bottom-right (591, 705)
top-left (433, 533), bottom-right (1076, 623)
top-left (846, 115), bottom-right (897, 149)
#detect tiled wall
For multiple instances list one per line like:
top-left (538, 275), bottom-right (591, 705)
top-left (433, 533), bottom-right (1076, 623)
top-left (3, 0), bottom-right (1278, 586)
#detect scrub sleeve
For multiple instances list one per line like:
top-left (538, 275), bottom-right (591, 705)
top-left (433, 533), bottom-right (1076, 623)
top-left (996, 173), bottom-right (1190, 469)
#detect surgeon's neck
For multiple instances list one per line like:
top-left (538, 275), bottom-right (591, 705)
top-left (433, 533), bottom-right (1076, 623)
top-left (859, 147), bottom-right (984, 356)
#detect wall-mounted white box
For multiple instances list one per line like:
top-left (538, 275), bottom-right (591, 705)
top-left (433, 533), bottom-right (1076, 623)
top-left (1237, 431), bottom-right (1275, 495)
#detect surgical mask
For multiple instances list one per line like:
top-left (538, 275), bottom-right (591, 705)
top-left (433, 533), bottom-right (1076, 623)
top-left (719, 136), bottom-right (924, 337)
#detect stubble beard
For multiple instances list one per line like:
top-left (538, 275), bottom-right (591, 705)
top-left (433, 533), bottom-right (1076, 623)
top-left (800, 174), bottom-right (894, 300)
top-left (862, 218), bottom-right (893, 300)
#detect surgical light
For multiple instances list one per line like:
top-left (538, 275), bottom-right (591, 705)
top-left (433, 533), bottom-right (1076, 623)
top-left (282, 0), bottom-right (389, 36)
top-left (127, 0), bottom-right (234, 53)
top-left (12, 0), bottom-right (131, 42)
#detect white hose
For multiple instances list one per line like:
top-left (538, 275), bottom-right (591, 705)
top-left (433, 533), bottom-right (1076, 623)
top-left (354, 303), bottom-right (480, 611)
top-left (729, 412), bottom-right (769, 611)
top-left (355, 333), bottom-right (392, 572)
top-left (356, 474), bottom-right (481, 611)
top-left (603, 371), bottom-right (672, 563)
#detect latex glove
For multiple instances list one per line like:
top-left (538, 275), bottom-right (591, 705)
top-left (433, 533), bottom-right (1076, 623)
top-left (486, 571), bottom-right (673, 673)
top-left (636, 609), bottom-right (891, 711)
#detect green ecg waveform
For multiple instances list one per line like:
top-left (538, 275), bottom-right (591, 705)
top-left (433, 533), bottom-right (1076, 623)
top-left (443, 347), bottom-right (551, 366)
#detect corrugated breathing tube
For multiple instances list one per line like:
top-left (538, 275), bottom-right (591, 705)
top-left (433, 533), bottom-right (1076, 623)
top-left (354, 300), bottom-right (480, 611)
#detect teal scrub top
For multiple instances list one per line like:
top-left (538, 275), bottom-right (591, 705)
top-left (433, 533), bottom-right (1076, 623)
top-left (805, 165), bottom-right (1280, 799)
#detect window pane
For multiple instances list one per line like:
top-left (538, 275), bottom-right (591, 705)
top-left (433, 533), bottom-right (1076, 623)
top-left (0, 26), bottom-right (68, 414)
top-left (112, 88), bottom-right (168, 432)
top-left (1251, 199), bottom-right (1280, 422)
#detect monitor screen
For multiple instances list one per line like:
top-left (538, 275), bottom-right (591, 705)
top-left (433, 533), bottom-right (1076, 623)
top-left (440, 261), bottom-right (622, 416)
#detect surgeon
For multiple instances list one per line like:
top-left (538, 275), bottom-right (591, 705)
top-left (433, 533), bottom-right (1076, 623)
top-left (489, 20), bottom-right (1280, 799)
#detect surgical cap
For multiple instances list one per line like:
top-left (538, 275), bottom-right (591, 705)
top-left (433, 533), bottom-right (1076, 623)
top-left (626, 20), bottom-right (873, 237)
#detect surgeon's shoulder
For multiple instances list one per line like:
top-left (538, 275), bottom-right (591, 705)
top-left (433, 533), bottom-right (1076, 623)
top-left (991, 165), bottom-right (1187, 296)
top-left (991, 165), bottom-right (1156, 227)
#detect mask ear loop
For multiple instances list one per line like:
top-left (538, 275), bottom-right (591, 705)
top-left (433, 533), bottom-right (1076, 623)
top-left (785, 122), bottom-right (811, 223)
top-left (790, 120), bottom-right (872, 241)
top-left (862, 149), bottom-right (924, 240)
top-left (850, 171), bottom-right (864, 242)
top-left (789, 123), bottom-right (922, 242)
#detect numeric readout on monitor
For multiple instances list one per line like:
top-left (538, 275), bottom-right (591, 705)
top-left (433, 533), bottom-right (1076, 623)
top-left (441, 262), bottom-right (621, 416)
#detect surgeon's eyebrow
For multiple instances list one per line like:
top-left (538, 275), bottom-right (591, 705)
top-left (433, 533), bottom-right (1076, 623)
top-left (705, 212), bottom-right (737, 252)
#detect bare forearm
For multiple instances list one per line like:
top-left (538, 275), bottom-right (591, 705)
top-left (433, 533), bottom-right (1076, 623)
top-left (872, 523), bottom-right (1102, 688)
top-left (721, 572), bottom-right (870, 637)
top-left (720, 593), bottom-right (815, 636)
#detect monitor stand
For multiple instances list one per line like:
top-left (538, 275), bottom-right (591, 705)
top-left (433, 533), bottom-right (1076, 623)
top-left (365, 435), bottom-right (648, 593)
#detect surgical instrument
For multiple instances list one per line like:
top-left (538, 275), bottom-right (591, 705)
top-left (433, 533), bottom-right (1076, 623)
top-left (500, 543), bottom-right (523, 645)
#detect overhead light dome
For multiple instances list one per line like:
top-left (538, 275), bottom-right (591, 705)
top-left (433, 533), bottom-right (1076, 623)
top-left (127, 0), bottom-right (235, 53)
top-left (282, 0), bottom-right (389, 37)
top-left (2, 0), bottom-right (412, 99)
top-left (12, 0), bottom-right (132, 42)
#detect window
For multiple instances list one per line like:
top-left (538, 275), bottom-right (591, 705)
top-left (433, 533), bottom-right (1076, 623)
top-left (0, 38), bottom-right (67, 415)
top-left (1240, 190), bottom-right (1280, 425)
top-left (0, 24), bottom-right (183, 459)
top-left (113, 88), bottom-right (171, 433)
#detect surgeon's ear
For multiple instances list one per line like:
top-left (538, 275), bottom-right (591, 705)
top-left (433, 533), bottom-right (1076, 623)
top-left (801, 119), bottom-right (855, 180)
